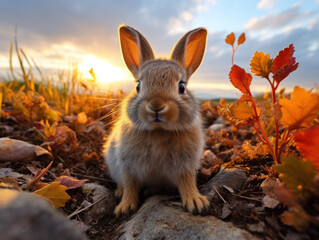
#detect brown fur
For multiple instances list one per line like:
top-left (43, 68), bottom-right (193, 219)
top-left (104, 25), bottom-right (209, 216)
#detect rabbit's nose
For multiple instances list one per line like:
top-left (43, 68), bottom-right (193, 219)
top-left (147, 98), bottom-right (166, 113)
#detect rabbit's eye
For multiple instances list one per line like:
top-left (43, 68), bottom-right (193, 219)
top-left (136, 80), bottom-right (141, 93)
top-left (178, 81), bottom-right (186, 94)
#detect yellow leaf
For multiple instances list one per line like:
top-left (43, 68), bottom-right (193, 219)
top-left (33, 182), bottom-right (71, 208)
top-left (230, 101), bottom-right (254, 121)
top-left (280, 86), bottom-right (319, 130)
top-left (250, 51), bottom-right (273, 78)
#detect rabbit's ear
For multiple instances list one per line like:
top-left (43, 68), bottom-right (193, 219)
top-left (171, 28), bottom-right (207, 78)
top-left (119, 25), bottom-right (154, 78)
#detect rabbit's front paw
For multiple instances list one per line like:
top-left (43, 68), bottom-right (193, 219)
top-left (114, 198), bottom-right (138, 216)
top-left (182, 193), bottom-right (210, 214)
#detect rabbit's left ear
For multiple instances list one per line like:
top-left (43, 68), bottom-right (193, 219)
top-left (119, 25), bottom-right (155, 78)
top-left (170, 28), bottom-right (207, 78)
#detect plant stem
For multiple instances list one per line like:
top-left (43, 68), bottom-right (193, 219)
top-left (249, 92), bottom-right (276, 162)
top-left (277, 129), bottom-right (292, 163)
top-left (253, 123), bottom-right (267, 144)
top-left (269, 81), bottom-right (280, 163)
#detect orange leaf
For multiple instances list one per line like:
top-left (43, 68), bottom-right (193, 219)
top-left (33, 181), bottom-right (71, 208)
top-left (229, 65), bottom-right (252, 94)
top-left (280, 86), bottom-right (319, 130)
top-left (250, 51), bottom-right (273, 78)
top-left (272, 44), bottom-right (299, 84)
top-left (237, 33), bottom-right (245, 46)
top-left (294, 126), bottom-right (319, 170)
top-left (225, 32), bottom-right (235, 46)
top-left (229, 101), bottom-right (254, 121)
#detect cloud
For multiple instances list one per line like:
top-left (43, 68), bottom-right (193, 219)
top-left (257, 0), bottom-right (279, 9)
top-left (246, 5), bottom-right (313, 31)
top-left (195, 0), bottom-right (218, 12)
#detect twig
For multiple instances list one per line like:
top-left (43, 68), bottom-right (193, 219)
top-left (233, 194), bottom-right (262, 202)
top-left (213, 186), bottom-right (226, 203)
top-left (70, 172), bottom-right (114, 183)
top-left (67, 195), bottom-right (106, 219)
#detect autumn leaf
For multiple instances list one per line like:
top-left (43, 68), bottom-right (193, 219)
top-left (272, 44), bottom-right (299, 84)
top-left (239, 94), bottom-right (253, 102)
top-left (237, 33), bottom-right (245, 46)
top-left (273, 183), bottom-right (300, 208)
top-left (280, 86), bottom-right (319, 130)
top-left (280, 207), bottom-right (311, 231)
top-left (242, 141), bottom-right (270, 159)
top-left (294, 126), bottom-right (319, 170)
top-left (229, 65), bottom-right (252, 95)
top-left (225, 32), bottom-right (235, 46)
top-left (272, 155), bottom-right (317, 201)
top-left (56, 176), bottom-right (87, 190)
top-left (250, 51), bottom-right (273, 78)
top-left (33, 181), bottom-right (71, 208)
top-left (230, 101), bottom-right (254, 121)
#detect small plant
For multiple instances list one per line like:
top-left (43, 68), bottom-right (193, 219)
top-left (222, 32), bottom-right (319, 164)
top-left (222, 32), bottom-right (319, 231)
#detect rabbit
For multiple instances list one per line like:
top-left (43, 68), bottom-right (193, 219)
top-left (104, 25), bottom-right (209, 216)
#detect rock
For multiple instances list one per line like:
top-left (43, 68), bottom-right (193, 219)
top-left (0, 138), bottom-right (52, 162)
top-left (247, 222), bottom-right (265, 233)
top-left (82, 183), bottom-right (116, 223)
top-left (200, 150), bottom-right (222, 168)
top-left (120, 195), bottom-right (258, 240)
top-left (209, 123), bottom-right (226, 132)
top-left (201, 168), bottom-right (248, 201)
top-left (262, 195), bottom-right (280, 209)
top-left (0, 189), bottom-right (87, 240)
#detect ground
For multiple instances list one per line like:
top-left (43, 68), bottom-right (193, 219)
top-left (0, 101), bottom-right (318, 240)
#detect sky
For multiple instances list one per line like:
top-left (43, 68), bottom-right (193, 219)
top-left (0, 0), bottom-right (318, 98)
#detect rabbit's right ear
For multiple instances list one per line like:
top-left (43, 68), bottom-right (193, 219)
top-left (119, 25), bottom-right (154, 78)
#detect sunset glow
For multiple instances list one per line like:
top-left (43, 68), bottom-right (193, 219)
top-left (79, 54), bottom-right (131, 83)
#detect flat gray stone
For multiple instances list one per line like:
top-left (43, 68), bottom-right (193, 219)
top-left (120, 195), bottom-right (258, 240)
top-left (201, 168), bottom-right (248, 201)
top-left (0, 189), bottom-right (87, 240)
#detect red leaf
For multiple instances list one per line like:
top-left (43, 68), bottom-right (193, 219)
top-left (272, 44), bottom-right (299, 84)
top-left (294, 126), bottom-right (319, 170)
top-left (229, 65), bottom-right (252, 94)
top-left (55, 176), bottom-right (87, 190)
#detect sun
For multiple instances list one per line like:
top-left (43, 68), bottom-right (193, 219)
top-left (79, 54), bottom-right (131, 83)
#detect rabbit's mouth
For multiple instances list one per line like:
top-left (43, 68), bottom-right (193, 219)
top-left (147, 113), bottom-right (165, 123)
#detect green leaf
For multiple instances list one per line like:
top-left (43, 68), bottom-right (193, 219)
top-left (272, 155), bottom-right (317, 201)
